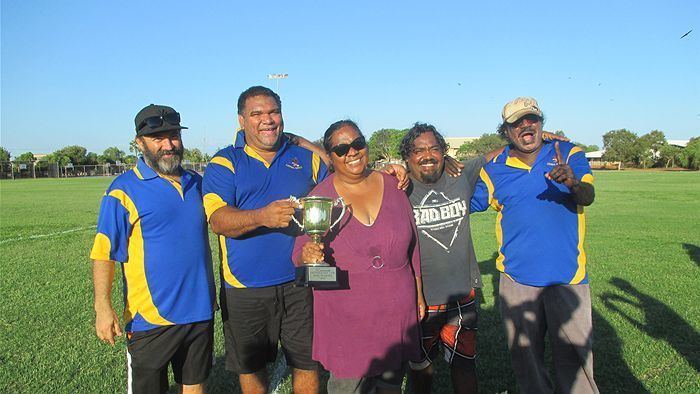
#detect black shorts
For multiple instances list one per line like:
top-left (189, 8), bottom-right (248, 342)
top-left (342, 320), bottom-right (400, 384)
top-left (220, 281), bottom-right (318, 374)
top-left (126, 320), bottom-right (213, 394)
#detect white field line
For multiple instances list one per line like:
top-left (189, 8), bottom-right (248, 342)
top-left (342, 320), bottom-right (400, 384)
top-left (0, 225), bottom-right (96, 245)
top-left (270, 356), bottom-right (289, 394)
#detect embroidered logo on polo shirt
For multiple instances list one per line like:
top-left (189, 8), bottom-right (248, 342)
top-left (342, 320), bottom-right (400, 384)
top-left (286, 158), bottom-right (303, 170)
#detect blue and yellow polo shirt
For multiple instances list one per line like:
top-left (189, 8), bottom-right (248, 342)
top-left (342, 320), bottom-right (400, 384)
top-left (470, 141), bottom-right (594, 286)
top-left (202, 137), bottom-right (328, 288)
top-left (90, 158), bottom-right (216, 332)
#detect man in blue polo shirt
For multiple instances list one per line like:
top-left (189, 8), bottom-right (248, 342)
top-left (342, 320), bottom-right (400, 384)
top-left (471, 97), bottom-right (598, 393)
top-left (202, 86), bottom-right (327, 393)
top-left (91, 104), bottom-right (216, 394)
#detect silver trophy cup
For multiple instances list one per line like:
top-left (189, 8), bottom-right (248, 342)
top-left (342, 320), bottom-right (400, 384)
top-left (290, 196), bottom-right (346, 288)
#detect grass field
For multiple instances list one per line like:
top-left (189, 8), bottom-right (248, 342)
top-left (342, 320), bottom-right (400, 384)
top-left (1, 171), bottom-right (698, 393)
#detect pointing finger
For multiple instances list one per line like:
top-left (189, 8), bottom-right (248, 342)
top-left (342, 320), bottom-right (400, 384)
top-left (554, 141), bottom-right (564, 165)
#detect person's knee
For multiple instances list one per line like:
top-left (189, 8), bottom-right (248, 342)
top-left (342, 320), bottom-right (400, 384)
top-left (238, 370), bottom-right (268, 394)
top-left (292, 368), bottom-right (319, 394)
top-left (180, 383), bottom-right (204, 394)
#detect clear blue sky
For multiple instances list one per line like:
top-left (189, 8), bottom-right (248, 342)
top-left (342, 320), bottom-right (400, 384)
top-left (1, 0), bottom-right (698, 157)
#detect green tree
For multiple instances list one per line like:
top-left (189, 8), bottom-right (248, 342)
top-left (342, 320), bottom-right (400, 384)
top-left (602, 129), bottom-right (640, 166)
top-left (574, 143), bottom-right (600, 152)
top-left (15, 152), bottom-right (36, 162)
top-left (456, 133), bottom-right (506, 159)
top-left (0, 146), bottom-right (10, 162)
top-left (367, 128), bottom-right (407, 162)
top-left (678, 137), bottom-right (700, 170)
top-left (636, 130), bottom-right (667, 168)
top-left (85, 152), bottom-right (99, 165)
top-left (123, 155), bottom-right (138, 165)
top-left (47, 145), bottom-right (90, 165)
top-left (659, 144), bottom-right (683, 168)
top-left (183, 148), bottom-right (208, 163)
top-left (129, 140), bottom-right (140, 155)
top-left (101, 146), bottom-right (126, 164)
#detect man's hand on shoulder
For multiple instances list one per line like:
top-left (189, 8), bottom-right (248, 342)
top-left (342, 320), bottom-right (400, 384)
top-left (379, 164), bottom-right (409, 190)
top-left (444, 155), bottom-right (464, 177)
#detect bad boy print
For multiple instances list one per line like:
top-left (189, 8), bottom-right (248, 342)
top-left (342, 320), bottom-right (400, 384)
top-left (412, 189), bottom-right (467, 252)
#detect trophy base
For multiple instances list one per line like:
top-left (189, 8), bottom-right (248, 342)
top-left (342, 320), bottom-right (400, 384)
top-left (295, 264), bottom-right (340, 289)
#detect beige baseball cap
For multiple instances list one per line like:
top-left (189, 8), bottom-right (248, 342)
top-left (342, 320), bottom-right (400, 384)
top-left (502, 97), bottom-right (543, 124)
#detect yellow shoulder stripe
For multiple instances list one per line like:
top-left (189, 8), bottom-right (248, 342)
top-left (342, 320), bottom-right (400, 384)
top-left (479, 168), bottom-right (501, 211)
top-left (211, 156), bottom-right (235, 174)
top-left (567, 146), bottom-right (583, 163)
top-left (108, 189), bottom-right (139, 225)
top-left (89, 232), bottom-right (112, 261)
top-left (581, 173), bottom-right (594, 184)
top-left (203, 193), bottom-right (228, 221)
top-left (312, 153), bottom-right (321, 184)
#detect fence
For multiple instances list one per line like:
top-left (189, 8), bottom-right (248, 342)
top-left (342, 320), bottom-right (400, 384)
top-left (1, 161), bottom-right (209, 180)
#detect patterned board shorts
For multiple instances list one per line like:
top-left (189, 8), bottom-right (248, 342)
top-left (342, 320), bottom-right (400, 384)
top-left (410, 289), bottom-right (477, 370)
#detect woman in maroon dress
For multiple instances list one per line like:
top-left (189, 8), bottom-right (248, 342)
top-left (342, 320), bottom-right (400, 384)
top-left (293, 120), bottom-right (426, 393)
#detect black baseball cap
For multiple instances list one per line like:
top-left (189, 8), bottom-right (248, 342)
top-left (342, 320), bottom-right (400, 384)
top-left (134, 104), bottom-right (189, 136)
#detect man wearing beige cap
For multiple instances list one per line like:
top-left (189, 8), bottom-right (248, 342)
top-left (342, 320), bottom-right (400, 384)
top-left (471, 97), bottom-right (598, 393)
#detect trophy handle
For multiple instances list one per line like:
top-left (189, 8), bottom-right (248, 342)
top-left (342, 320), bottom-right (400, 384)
top-left (329, 197), bottom-right (346, 230)
top-left (288, 196), bottom-right (304, 230)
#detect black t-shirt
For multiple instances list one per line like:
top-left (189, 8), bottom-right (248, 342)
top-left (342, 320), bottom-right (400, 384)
top-left (407, 157), bottom-right (485, 305)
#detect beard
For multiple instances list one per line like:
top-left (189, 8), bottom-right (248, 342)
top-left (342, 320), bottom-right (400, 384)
top-left (141, 146), bottom-right (183, 176)
top-left (416, 158), bottom-right (442, 184)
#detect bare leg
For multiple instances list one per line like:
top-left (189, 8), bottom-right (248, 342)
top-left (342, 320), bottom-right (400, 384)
top-left (239, 370), bottom-right (268, 394)
top-left (180, 383), bottom-right (205, 394)
top-left (292, 368), bottom-right (319, 394)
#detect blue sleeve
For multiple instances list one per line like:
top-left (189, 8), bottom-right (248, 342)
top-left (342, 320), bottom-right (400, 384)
top-left (470, 176), bottom-right (491, 213)
top-left (567, 147), bottom-right (594, 184)
top-left (202, 153), bottom-right (237, 220)
top-left (90, 191), bottom-right (134, 262)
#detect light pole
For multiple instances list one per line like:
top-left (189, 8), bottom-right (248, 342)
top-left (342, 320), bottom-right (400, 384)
top-left (267, 73), bottom-right (288, 92)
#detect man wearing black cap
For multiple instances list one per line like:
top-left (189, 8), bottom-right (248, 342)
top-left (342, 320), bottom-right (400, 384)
top-left (90, 104), bottom-right (216, 394)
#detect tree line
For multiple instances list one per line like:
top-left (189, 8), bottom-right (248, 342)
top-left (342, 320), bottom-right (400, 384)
top-left (0, 144), bottom-right (212, 167)
top-left (366, 128), bottom-right (698, 170)
top-left (3, 128), bottom-right (698, 170)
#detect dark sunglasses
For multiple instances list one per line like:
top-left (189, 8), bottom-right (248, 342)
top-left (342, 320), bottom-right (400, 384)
top-left (510, 114), bottom-right (542, 126)
top-left (330, 136), bottom-right (367, 156)
top-left (138, 112), bottom-right (182, 130)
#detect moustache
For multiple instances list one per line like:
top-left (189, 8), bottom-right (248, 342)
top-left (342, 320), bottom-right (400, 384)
top-left (158, 148), bottom-right (183, 159)
top-left (418, 159), bottom-right (438, 166)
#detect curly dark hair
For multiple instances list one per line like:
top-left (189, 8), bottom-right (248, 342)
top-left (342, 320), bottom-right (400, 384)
top-left (497, 114), bottom-right (546, 140)
top-left (322, 119), bottom-right (363, 152)
top-left (399, 123), bottom-right (449, 160)
top-left (237, 86), bottom-right (281, 115)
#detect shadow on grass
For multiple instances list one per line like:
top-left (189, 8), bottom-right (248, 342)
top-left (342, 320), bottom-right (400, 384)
top-left (682, 243), bottom-right (700, 267)
top-left (601, 277), bottom-right (700, 373)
